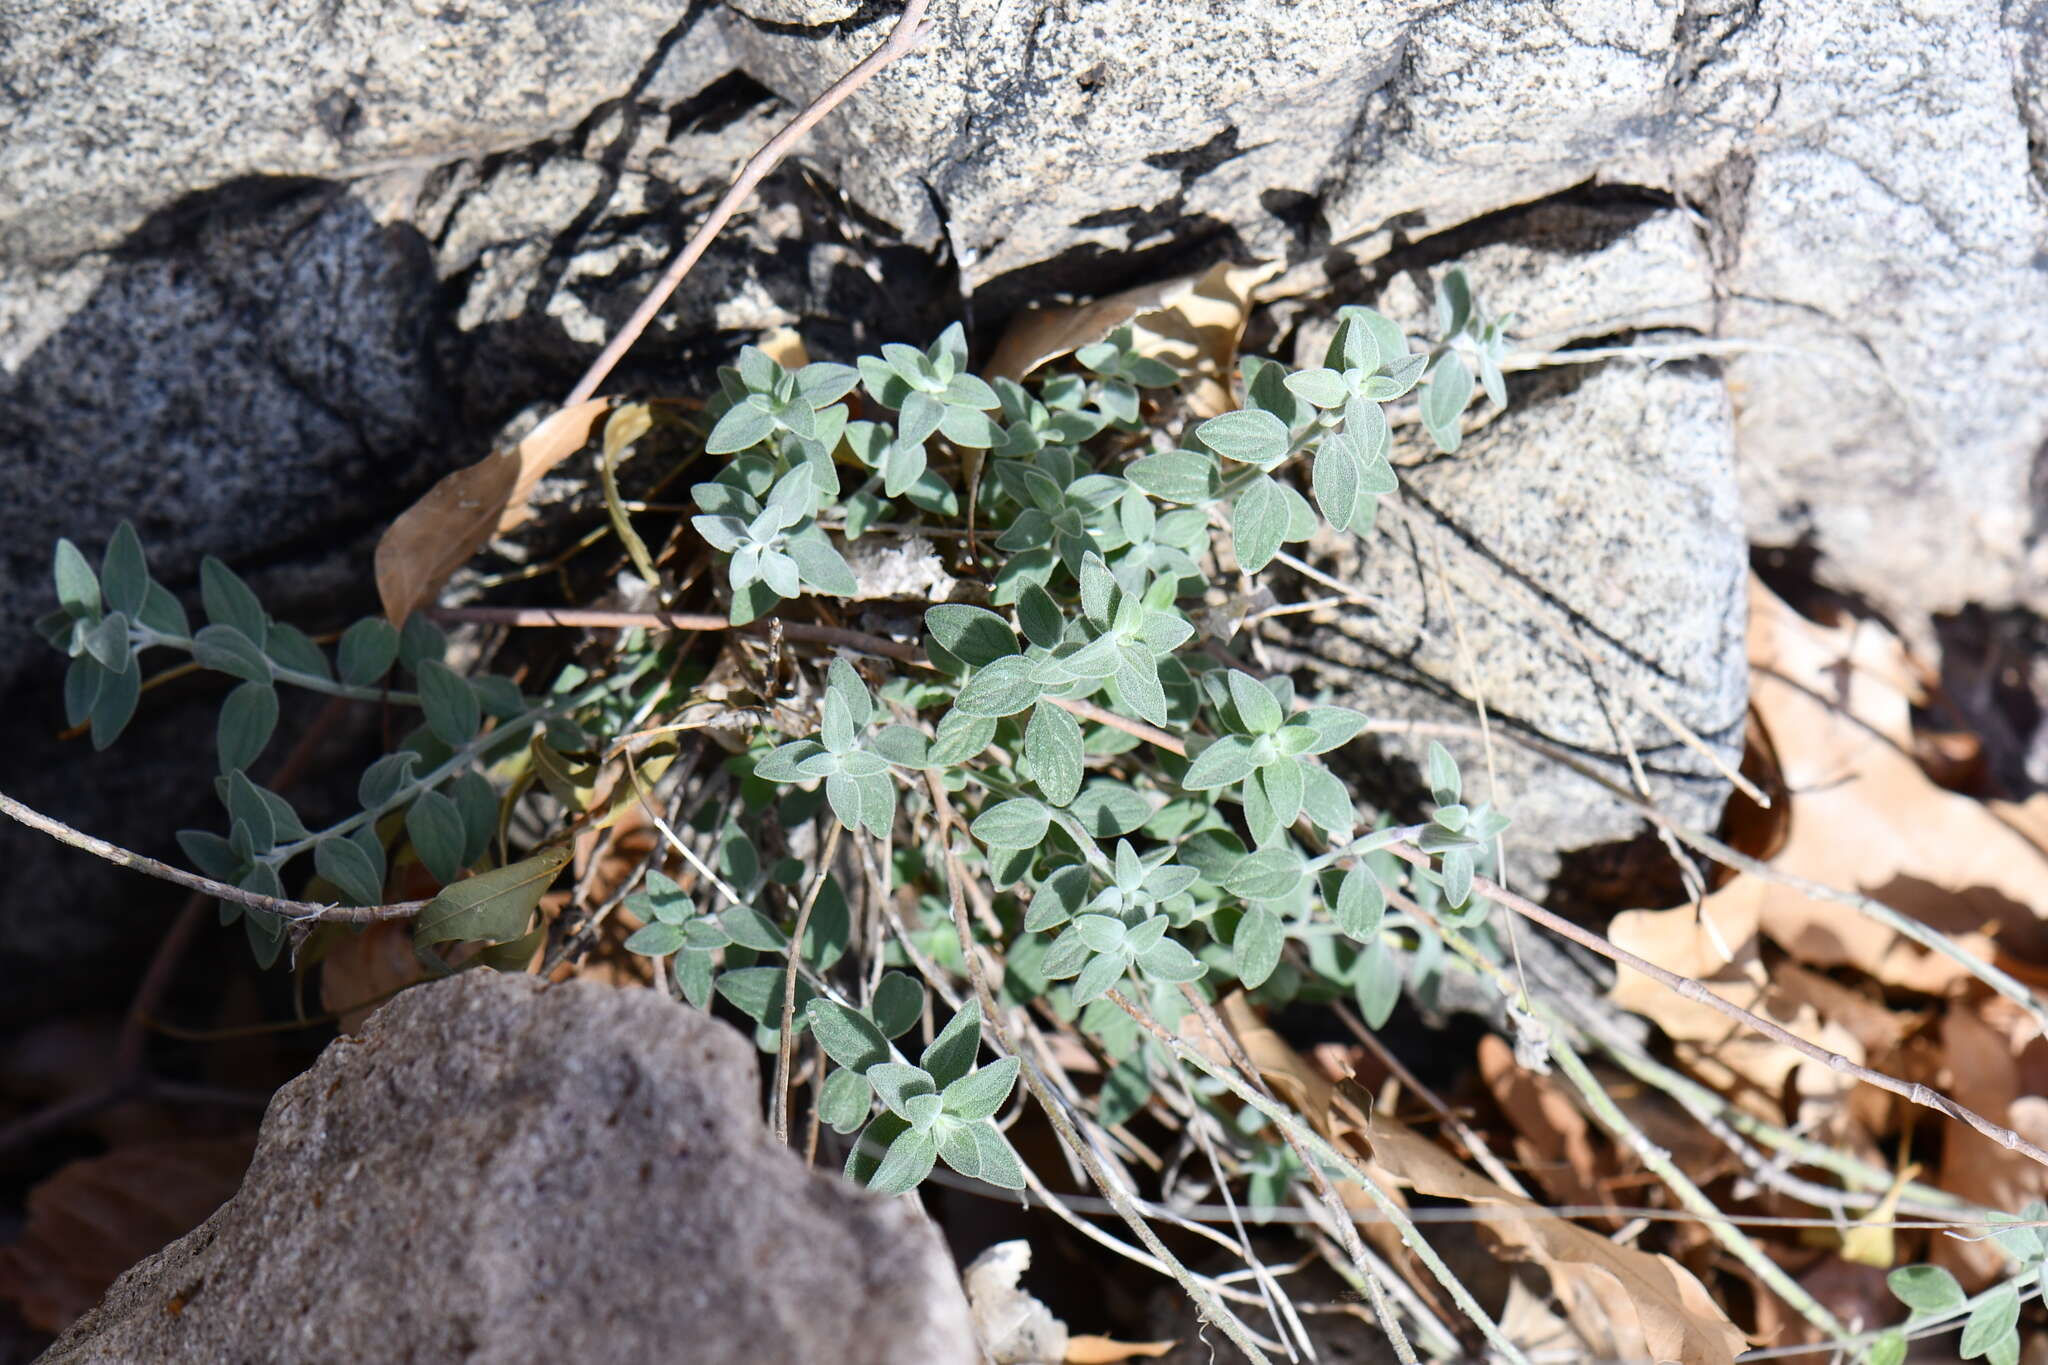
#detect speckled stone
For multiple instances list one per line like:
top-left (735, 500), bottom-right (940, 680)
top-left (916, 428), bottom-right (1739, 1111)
top-left (41, 971), bottom-right (977, 1365)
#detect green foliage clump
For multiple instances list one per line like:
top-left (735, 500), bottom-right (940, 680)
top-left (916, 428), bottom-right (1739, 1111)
top-left (42, 269), bottom-right (1513, 1204)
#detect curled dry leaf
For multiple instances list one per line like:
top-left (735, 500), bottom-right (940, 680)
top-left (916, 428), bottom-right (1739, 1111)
top-left (1497, 1275), bottom-right (1587, 1359)
top-left (1732, 578), bottom-right (2048, 990)
top-left (1608, 894), bottom-right (1871, 1128)
top-left (0, 1137), bottom-right (256, 1332)
top-left (1477, 1033), bottom-right (1610, 1217)
top-left (1929, 1002), bottom-right (2048, 1286)
top-left (1216, 993), bottom-right (1421, 1280)
top-left (1368, 1116), bottom-right (1747, 1365)
top-left (1063, 1337), bottom-right (1175, 1363)
top-left (374, 398), bottom-right (614, 624)
top-left (986, 259), bottom-right (1278, 416)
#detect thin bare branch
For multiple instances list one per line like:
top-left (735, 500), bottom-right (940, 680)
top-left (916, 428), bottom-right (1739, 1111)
top-left (773, 820), bottom-right (842, 1146)
top-left (562, 0), bottom-right (933, 405)
top-left (1385, 840), bottom-right (2048, 1171)
top-left (0, 790), bottom-right (423, 924)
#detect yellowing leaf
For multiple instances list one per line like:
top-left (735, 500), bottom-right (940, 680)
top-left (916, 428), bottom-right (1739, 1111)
top-left (1838, 1162), bottom-right (1919, 1268)
top-left (413, 846), bottom-right (571, 949)
top-left (374, 399), bottom-right (614, 624)
top-left (532, 736), bottom-right (604, 814)
top-left (601, 402), bottom-right (662, 593)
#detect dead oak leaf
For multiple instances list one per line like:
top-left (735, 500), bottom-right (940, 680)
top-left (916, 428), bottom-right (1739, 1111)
top-left (1735, 579), bottom-right (2048, 990)
top-left (1369, 1116), bottom-right (1747, 1365)
top-left (0, 1137), bottom-right (256, 1333)
top-left (374, 398), bottom-right (614, 624)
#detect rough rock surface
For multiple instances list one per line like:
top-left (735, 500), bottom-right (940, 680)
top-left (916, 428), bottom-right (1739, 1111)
top-left (7, 0), bottom-right (2044, 629)
top-left (0, 1), bottom-right (691, 263)
top-left (1269, 205), bottom-right (1744, 876)
top-left (1287, 355), bottom-right (1748, 881)
top-left (724, 0), bottom-right (2048, 620)
top-left (41, 971), bottom-right (978, 1365)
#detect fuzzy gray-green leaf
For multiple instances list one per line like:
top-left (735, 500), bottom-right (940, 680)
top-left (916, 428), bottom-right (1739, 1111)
top-left (1233, 905), bottom-right (1284, 989)
top-left (217, 680), bottom-right (279, 775)
top-left (972, 797), bottom-right (1052, 850)
top-left (955, 657), bottom-right (1042, 718)
top-left (316, 834), bottom-right (386, 907)
top-left (807, 999), bottom-right (891, 1072)
top-left (1230, 474), bottom-right (1289, 574)
top-left (200, 557), bottom-right (267, 648)
top-left (53, 539), bottom-right (100, 619)
top-left (416, 660), bottom-right (481, 747)
top-left (406, 789), bottom-right (468, 884)
top-left (926, 605), bottom-right (1019, 667)
top-left (1024, 700), bottom-right (1085, 806)
top-left (100, 523), bottom-right (148, 618)
top-left (191, 624), bottom-right (272, 684)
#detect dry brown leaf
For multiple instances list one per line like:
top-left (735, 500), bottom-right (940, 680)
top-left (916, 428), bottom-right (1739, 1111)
top-left (1930, 1003), bottom-right (2048, 1286)
top-left (1731, 578), bottom-right (2048, 989)
top-left (1214, 992), bottom-right (1449, 1312)
top-left (1063, 1336), bottom-right (1176, 1363)
top-left (1220, 992), bottom-right (1368, 1146)
top-left (986, 260), bottom-right (1276, 415)
top-left (1606, 893), bottom-right (1807, 1107)
top-left (374, 398), bottom-right (614, 623)
top-left (0, 1137), bottom-right (256, 1332)
top-left (1609, 894), bottom-right (1870, 1125)
top-left (1498, 1274), bottom-right (1589, 1358)
top-left (1369, 1116), bottom-right (1747, 1365)
top-left (319, 919), bottom-right (427, 1033)
top-left (1478, 1034), bottom-right (1609, 1215)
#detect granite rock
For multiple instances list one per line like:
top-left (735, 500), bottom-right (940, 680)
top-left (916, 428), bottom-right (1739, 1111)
top-left (1286, 354), bottom-right (1748, 882)
top-left (721, 0), bottom-right (2048, 619)
top-left (41, 971), bottom-right (978, 1365)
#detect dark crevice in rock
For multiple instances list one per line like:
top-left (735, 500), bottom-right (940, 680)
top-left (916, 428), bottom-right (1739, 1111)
top-left (666, 69), bottom-right (783, 140)
top-left (1749, 540), bottom-right (1911, 648)
top-left (1667, 0), bottom-right (1761, 93)
top-left (1693, 151), bottom-right (1754, 277)
top-left (1930, 603), bottom-right (2048, 797)
top-left (1302, 179), bottom-right (1679, 314)
top-left (724, 1), bottom-right (899, 40)
top-left (964, 216), bottom-right (1245, 339)
top-left (1379, 182), bottom-right (1676, 279)
top-left (2007, 2), bottom-right (2048, 201)
top-left (1547, 829), bottom-right (1696, 919)
top-left (109, 176), bottom-right (343, 261)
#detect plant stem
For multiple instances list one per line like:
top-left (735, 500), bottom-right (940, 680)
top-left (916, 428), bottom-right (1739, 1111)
top-left (1386, 841), bottom-right (2048, 1172)
top-left (1547, 1032), bottom-right (1850, 1341)
top-left (562, 0), bottom-right (934, 405)
top-left (1106, 989), bottom-right (1534, 1365)
top-left (0, 791), bottom-right (423, 923)
top-left (133, 625), bottom-right (422, 706)
top-left (773, 820), bottom-right (842, 1146)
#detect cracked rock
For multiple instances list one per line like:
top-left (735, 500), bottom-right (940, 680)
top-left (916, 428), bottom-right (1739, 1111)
top-left (40, 971), bottom-right (978, 1365)
top-left (1283, 351), bottom-right (1748, 883)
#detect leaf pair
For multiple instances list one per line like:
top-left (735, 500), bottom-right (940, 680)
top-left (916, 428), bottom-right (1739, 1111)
top-left (814, 999), bottom-right (1027, 1196)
